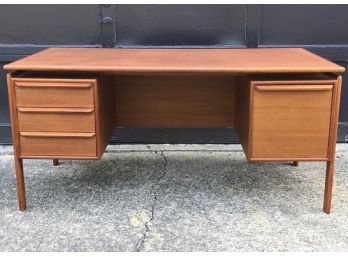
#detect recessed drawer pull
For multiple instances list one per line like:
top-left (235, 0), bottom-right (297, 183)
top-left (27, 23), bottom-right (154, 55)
top-left (255, 85), bottom-right (333, 91)
top-left (15, 81), bottom-right (93, 88)
top-left (17, 107), bottom-right (94, 113)
top-left (20, 132), bottom-right (95, 138)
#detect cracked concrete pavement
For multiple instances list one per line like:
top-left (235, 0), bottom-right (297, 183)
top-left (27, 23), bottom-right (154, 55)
top-left (136, 150), bottom-right (168, 251)
top-left (1, 144), bottom-right (348, 251)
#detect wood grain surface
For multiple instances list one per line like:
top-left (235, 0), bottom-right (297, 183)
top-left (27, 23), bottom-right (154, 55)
top-left (115, 75), bottom-right (236, 128)
top-left (14, 80), bottom-right (95, 108)
top-left (19, 132), bottom-right (97, 157)
top-left (251, 82), bottom-right (333, 159)
top-left (4, 48), bottom-right (345, 74)
top-left (17, 108), bottom-right (95, 133)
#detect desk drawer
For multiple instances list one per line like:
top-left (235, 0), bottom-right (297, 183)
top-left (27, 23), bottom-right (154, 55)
top-left (20, 132), bottom-right (97, 157)
top-left (17, 108), bottom-right (96, 133)
top-left (251, 83), bottom-right (333, 159)
top-left (15, 79), bottom-right (95, 108)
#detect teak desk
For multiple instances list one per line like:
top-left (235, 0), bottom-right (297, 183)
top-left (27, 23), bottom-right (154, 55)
top-left (4, 48), bottom-right (345, 213)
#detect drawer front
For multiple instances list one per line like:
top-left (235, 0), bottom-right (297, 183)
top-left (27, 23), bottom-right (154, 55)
top-left (15, 80), bottom-right (95, 108)
top-left (20, 132), bottom-right (97, 157)
top-left (251, 84), bottom-right (333, 159)
top-left (18, 108), bottom-right (95, 133)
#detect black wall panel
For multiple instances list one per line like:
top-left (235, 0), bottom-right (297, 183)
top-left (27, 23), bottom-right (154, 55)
top-left (0, 4), bottom-right (348, 144)
top-left (0, 5), bottom-right (101, 45)
top-left (259, 5), bottom-right (348, 46)
top-left (0, 64), bottom-right (9, 125)
top-left (115, 4), bottom-right (247, 47)
top-left (337, 62), bottom-right (348, 122)
top-left (0, 63), bottom-right (11, 143)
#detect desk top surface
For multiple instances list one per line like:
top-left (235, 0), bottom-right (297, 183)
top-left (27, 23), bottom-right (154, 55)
top-left (4, 47), bottom-right (345, 74)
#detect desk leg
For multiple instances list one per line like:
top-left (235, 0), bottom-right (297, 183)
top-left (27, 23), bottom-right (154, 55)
top-left (53, 159), bottom-right (59, 166)
top-left (324, 161), bottom-right (334, 214)
top-left (292, 161), bottom-right (299, 167)
top-left (7, 74), bottom-right (27, 211)
top-left (323, 76), bottom-right (341, 214)
top-left (15, 158), bottom-right (26, 211)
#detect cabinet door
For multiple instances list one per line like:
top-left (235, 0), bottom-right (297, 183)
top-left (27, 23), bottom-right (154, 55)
top-left (251, 84), bottom-right (333, 160)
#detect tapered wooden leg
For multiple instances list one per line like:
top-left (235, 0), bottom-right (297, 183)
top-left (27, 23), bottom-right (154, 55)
top-left (292, 161), bottom-right (299, 167)
top-left (53, 159), bottom-right (59, 166)
top-left (15, 158), bottom-right (26, 211)
top-left (322, 77), bottom-right (341, 214)
top-left (324, 161), bottom-right (334, 214)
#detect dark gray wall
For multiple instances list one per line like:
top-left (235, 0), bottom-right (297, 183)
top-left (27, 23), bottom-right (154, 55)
top-left (1, 4), bottom-right (347, 144)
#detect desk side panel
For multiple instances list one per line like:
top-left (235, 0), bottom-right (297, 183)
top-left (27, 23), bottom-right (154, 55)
top-left (235, 76), bottom-right (251, 158)
top-left (96, 75), bottom-right (116, 158)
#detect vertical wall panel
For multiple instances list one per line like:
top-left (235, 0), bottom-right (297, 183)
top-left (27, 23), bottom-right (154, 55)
top-left (0, 64), bottom-right (9, 125)
top-left (0, 5), bottom-right (101, 45)
top-left (115, 4), bottom-right (247, 47)
top-left (259, 5), bottom-right (348, 46)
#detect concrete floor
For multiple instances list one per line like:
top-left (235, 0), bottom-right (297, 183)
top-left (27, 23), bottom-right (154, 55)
top-left (0, 144), bottom-right (348, 251)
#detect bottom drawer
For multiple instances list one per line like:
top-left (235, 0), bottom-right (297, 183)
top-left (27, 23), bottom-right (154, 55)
top-left (20, 132), bottom-right (97, 158)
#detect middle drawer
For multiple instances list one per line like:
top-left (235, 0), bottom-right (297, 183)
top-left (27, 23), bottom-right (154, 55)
top-left (17, 108), bottom-right (96, 133)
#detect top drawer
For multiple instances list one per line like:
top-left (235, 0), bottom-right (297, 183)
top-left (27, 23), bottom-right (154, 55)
top-left (14, 78), bottom-right (96, 108)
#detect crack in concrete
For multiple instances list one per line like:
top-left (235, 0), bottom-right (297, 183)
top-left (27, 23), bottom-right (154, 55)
top-left (136, 150), bottom-right (168, 252)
